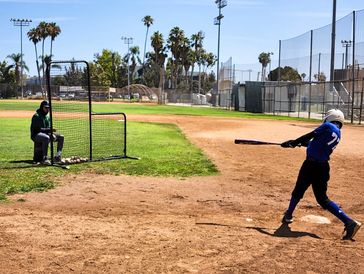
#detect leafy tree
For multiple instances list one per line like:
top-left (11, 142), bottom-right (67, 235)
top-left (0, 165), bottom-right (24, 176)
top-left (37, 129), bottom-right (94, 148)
top-left (0, 60), bottom-right (16, 97)
top-left (64, 62), bottom-right (86, 86)
top-left (268, 66), bottom-right (302, 82)
top-left (7, 53), bottom-right (29, 88)
top-left (92, 49), bottom-right (125, 87)
top-left (314, 72), bottom-right (326, 82)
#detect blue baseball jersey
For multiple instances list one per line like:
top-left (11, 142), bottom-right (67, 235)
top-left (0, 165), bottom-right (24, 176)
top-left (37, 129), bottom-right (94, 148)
top-left (306, 122), bottom-right (341, 162)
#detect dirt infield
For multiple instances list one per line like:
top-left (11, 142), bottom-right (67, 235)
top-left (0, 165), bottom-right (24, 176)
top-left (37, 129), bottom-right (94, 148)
top-left (1, 111), bottom-right (364, 273)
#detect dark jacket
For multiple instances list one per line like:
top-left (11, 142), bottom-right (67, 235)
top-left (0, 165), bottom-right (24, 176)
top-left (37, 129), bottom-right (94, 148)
top-left (30, 108), bottom-right (51, 141)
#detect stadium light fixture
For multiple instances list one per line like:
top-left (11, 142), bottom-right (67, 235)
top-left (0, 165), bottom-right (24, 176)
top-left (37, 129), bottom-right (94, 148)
top-left (121, 36), bottom-right (133, 100)
top-left (10, 18), bottom-right (32, 99)
top-left (214, 0), bottom-right (227, 104)
top-left (341, 40), bottom-right (352, 69)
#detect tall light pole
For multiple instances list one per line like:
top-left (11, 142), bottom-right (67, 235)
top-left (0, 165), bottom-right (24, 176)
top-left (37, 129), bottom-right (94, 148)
top-left (341, 40), bottom-right (352, 80)
top-left (341, 40), bottom-right (352, 68)
top-left (329, 0), bottom-right (336, 82)
top-left (214, 0), bottom-right (227, 105)
top-left (121, 36), bottom-right (133, 100)
top-left (10, 18), bottom-right (32, 99)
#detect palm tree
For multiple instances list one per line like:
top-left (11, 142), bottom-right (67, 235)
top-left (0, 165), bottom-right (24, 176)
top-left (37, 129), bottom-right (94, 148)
top-left (37, 21), bottom-right (49, 81)
top-left (127, 46), bottom-right (141, 83)
top-left (142, 15), bottom-right (154, 67)
top-left (201, 52), bottom-right (216, 94)
top-left (151, 31), bottom-right (167, 101)
top-left (167, 27), bottom-right (185, 88)
top-left (203, 52), bottom-right (217, 73)
top-left (47, 22), bottom-right (61, 59)
top-left (179, 37), bottom-right (193, 87)
top-left (190, 31), bottom-right (204, 90)
top-left (7, 53), bottom-right (29, 88)
top-left (27, 27), bottom-right (42, 85)
top-left (258, 52), bottom-right (272, 81)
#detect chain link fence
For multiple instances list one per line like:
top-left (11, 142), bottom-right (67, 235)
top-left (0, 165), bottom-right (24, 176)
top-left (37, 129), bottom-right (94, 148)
top-left (226, 9), bottom-right (364, 124)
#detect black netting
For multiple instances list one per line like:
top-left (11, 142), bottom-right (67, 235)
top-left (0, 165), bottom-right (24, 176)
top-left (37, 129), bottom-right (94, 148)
top-left (47, 61), bottom-right (127, 162)
top-left (91, 113), bottom-right (126, 160)
top-left (48, 62), bottom-right (91, 160)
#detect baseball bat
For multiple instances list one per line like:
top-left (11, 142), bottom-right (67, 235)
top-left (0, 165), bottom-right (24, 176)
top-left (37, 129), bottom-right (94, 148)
top-left (234, 139), bottom-right (282, 145)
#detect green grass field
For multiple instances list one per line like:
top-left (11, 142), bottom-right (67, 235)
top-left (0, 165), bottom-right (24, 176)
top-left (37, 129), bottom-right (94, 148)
top-left (0, 116), bottom-right (218, 200)
top-left (0, 99), bottom-right (318, 200)
top-left (0, 100), bottom-right (315, 121)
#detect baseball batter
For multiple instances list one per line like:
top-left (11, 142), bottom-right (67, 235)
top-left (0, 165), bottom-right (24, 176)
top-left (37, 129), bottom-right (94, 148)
top-left (281, 109), bottom-right (361, 240)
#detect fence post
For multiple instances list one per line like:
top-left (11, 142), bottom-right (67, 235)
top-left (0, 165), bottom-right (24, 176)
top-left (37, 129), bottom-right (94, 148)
top-left (351, 11), bottom-right (356, 123)
top-left (278, 40), bottom-right (281, 82)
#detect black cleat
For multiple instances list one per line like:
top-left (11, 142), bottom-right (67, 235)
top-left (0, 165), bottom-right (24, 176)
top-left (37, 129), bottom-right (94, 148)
top-left (282, 211), bottom-right (293, 224)
top-left (342, 220), bottom-right (362, 240)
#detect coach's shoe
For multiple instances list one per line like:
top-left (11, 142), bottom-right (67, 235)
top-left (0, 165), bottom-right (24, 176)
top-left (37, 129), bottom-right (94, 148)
top-left (282, 211), bottom-right (293, 224)
top-left (41, 157), bottom-right (51, 165)
top-left (342, 220), bottom-right (362, 240)
top-left (54, 155), bottom-right (61, 163)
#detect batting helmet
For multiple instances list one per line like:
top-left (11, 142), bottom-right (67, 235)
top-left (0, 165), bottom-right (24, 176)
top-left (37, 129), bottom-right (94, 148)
top-left (323, 109), bottom-right (345, 127)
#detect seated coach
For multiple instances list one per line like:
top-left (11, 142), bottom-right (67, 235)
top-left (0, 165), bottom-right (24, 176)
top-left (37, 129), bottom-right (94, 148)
top-left (30, 100), bottom-right (64, 164)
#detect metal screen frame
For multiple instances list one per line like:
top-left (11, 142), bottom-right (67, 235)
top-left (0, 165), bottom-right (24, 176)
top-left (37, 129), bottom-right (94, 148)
top-left (46, 60), bottom-right (137, 166)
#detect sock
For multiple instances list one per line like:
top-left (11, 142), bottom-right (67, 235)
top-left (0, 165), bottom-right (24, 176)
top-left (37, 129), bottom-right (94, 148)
top-left (326, 201), bottom-right (353, 225)
top-left (56, 151), bottom-right (61, 157)
top-left (286, 197), bottom-right (300, 217)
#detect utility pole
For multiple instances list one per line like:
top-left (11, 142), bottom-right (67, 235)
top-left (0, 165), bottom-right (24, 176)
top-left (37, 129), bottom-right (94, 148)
top-left (121, 36), bottom-right (133, 100)
top-left (10, 18), bottom-right (32, 99)
top-left (214, 0), bottom-right (227, 106)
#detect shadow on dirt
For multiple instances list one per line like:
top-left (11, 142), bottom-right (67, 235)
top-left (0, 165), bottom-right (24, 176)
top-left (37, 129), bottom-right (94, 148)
top-left (247, 223), bottom-right (321, 239)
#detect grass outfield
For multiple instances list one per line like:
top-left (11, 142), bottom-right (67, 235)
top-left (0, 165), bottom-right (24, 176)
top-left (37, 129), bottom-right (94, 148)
top-left (0, 117), bottom-right (218, 201)
top-left (0, 99), bottom-right (315, 121)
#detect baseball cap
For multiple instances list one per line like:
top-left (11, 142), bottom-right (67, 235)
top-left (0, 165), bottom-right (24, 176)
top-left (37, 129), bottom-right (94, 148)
top-left (40, 100), bottom-right (50, 108)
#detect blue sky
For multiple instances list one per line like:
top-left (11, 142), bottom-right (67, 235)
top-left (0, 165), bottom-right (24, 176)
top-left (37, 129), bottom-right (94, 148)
top-left (0, 0), bottom-right (363, 77)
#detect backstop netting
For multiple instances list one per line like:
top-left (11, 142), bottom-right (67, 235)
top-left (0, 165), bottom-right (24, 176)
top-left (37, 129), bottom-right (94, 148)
top-left (46, 60), bottom-right (127, 164)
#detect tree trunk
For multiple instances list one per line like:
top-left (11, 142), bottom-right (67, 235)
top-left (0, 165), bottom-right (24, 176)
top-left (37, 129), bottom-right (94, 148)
top-left (41, 39), bottom-right (45, 92)
top-left (34, 44), bottom-right (42, 89)
top-left (198, 64), bottom-right (201, 93)
top-left (189, 64), bottom-right (195, 91)
top-left (158, 66), bottom-right (164, 104)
